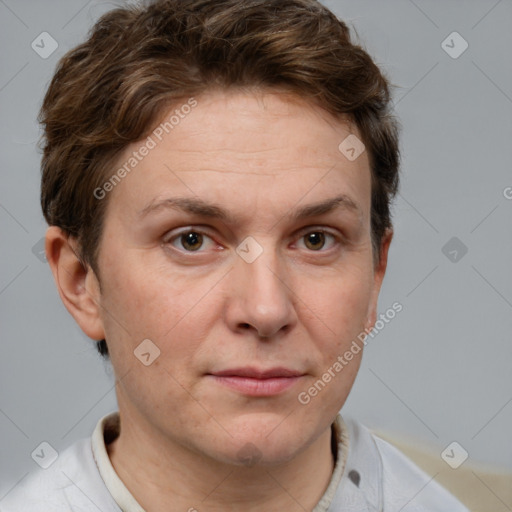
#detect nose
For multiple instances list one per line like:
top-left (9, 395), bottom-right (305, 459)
top-left (225, 241), bottom-right (297, 340)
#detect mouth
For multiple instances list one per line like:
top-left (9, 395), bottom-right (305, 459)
top-left (207, 367), bottom-right (305, 397)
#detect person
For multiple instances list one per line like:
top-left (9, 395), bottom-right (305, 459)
top-left (0, 0), bottom-right (470, 510)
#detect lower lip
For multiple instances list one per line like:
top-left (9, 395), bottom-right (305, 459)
top-left (209, 375), bottom-right (303, 396)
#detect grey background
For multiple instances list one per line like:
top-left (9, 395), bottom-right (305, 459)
top-left (1, 0), bottom-right (511, 501)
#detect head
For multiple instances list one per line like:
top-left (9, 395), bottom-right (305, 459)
top-left (42, 0), bottom-right (399, 466)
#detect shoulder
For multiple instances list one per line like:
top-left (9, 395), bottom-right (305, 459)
top-left (347, 419), bottom-right (470, 512)
top-left (0, 437), bottom-right (119, 512)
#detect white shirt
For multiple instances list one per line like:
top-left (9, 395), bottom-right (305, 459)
top-left (0, 411), bottom-right (469, 511)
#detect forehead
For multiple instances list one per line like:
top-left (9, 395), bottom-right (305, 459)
top-left (106, 88), bottom-right (372, 225)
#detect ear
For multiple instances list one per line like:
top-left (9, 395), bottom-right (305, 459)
top-left (365, 228), bottom-right (393, 331)
top-left (45, 226), bottom-right (105, 341)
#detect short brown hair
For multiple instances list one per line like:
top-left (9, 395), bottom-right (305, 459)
top-left (39, 0), bottom-right (400, 358)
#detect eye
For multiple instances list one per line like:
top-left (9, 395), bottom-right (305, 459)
top-left (166, 229), bottom-right (215, 252)
top-left (297, 230), bottom-right (338, 251)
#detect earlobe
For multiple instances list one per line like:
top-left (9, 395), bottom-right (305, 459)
top-left (365, 228), bottom-right (394, 331)
top-left (45, 226), bottom-right (105, 341)
top-left (376, 228), bottom-right (393, 279)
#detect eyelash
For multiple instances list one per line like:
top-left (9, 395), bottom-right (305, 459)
top-left (163, 227), bottom-right (342, 254)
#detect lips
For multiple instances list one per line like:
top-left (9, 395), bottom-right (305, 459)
top-left (208, 367), bottom-right (305, 396)
top-left (210, 367), bottom-right (304, 379)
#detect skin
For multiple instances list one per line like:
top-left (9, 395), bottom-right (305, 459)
top-left (46, 88), bottom-right (392, 512)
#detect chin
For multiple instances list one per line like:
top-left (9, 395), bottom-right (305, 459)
top-left (214, 412), bottom-right (312, 467)
top-left (213, 441), bottom-right (302, 469)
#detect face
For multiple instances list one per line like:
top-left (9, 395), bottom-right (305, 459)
top-left (91, 89), bottom-right (389, 466)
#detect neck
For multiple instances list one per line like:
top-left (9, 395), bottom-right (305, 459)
top-left (107, 414), bottom-right (335, 512)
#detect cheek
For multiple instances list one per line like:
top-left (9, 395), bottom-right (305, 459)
top-left (302, 266), bottom-right (373, 347)
top-left (97, 252), bottom-right (171, 344)
top-left (307, 272), bottom-right (370, 404)
top-left (99, 255), bottom-right (220, 361)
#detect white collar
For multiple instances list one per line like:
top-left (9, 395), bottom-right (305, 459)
top-left (91, 411), bottom-right (350, 512)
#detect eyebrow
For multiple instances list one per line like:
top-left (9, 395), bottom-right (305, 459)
top-left (138, 194), bottom-right (362, 224)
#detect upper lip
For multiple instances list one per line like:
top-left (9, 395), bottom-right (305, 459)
top-left (210, 367), bottom-right (304, 379)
